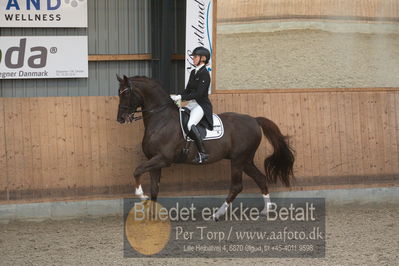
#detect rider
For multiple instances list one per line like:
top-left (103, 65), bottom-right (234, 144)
top-left (170, 46), bottom-right (213, 164)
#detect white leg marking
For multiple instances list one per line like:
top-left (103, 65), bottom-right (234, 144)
top-left (135, 185), bottom-right (149, 200)
top-left (261, 194), bottom-right (272, 215)
top-left (212, 201), bottom-right (229, 221)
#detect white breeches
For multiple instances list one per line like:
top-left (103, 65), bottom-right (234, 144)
top-left (186, 100), bottom-right (204, 131)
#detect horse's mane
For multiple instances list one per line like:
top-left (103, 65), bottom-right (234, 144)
top-left (130, 76), bottom-right (167, 94)
top-left (132, 76), bottom-right (163, 87)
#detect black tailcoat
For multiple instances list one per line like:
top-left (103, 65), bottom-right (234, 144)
top-left (181, 65), bottom-right (213, 130)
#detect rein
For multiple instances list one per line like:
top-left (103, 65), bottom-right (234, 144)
top-left (119, 101), bottom-right (174, 122)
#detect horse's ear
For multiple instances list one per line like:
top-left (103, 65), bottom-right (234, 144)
top-left (116, 74), bottom-right (123, 83)
top-left (123, 75), bottom-right (129, 84)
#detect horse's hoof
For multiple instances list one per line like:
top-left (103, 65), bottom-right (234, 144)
top-left (140, 194), bottom-right (149, 200)
top-left (135, 193), bottom-right (149, 201)
top-left (212, 214), bottom-right (219, 222)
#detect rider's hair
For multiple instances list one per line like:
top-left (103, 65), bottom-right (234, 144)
top-left (198, 56), bottom-right (207, 65)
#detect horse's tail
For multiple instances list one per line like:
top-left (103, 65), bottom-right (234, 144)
top-left (255, 117), bottom-right (295, 187)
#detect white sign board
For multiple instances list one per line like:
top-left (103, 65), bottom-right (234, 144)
top-left (185, 0), bottom-right (213, 93)
top-left (0, 36), bottom-right (88, 79)
top-left (0, 0), bottom-right (87, 28)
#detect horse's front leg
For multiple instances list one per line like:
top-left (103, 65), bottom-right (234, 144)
top-left (150, 169), bottom-right (161, 201)
top-left (133, 155), bottom-right (169, 199)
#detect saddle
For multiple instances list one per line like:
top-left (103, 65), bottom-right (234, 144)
top-left (179, 107), bottom-right (224, 141)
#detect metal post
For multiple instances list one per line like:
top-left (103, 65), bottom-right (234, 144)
top-left (150, 0), bottom-right (161, 85)
top-left (151, 0), bottom-right (174, 93)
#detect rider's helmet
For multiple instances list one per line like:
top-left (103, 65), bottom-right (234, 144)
top-left (190, 46), bottom-right (211, 64)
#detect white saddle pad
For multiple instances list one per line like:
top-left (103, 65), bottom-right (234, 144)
top-left (179, 109), bottom-right (224, 141)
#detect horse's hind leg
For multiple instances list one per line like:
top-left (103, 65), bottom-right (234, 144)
top-left (227, 162), bottom-right (245, 203)
top-left (244, 161), bottom-right (269, 195)
top-left (213, 160), bottom-right (245, 221)
top-left (244, 161), bottom-right (272, 215)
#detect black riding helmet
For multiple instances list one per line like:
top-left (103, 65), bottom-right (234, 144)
top-left (190, 46), bottom-right (211, 64)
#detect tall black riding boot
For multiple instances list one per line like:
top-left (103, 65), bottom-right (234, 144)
top-left (188, 125), bottom-right (209, 164)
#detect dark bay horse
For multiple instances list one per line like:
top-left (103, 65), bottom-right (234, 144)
top-left (116, 75), bottom-right (294, 219)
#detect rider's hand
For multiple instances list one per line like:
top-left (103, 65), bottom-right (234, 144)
top-left (170, 95), bottom-right (181, 101)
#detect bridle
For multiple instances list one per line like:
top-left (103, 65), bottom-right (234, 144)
top-left (117, 104), bottom-right (142, 122)
top-left (118, 80), bottom-right (175, 122)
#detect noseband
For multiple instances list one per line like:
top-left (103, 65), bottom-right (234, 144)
top-left (118, 104), bottom-right (142, 121)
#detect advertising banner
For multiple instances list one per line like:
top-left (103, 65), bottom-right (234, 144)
top-left (0, 36), bottom-right (88, 79)
top-left (0, 0), bottom-right (87, 28)
top-left (185, 0), bottom-right (213, 93)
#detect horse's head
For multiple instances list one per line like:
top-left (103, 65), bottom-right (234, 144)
top-left (116, 74), bottom-right (143, 124)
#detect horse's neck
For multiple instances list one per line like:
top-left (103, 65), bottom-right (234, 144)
top-left (141, 91), bottom-right (168, 114)
top-left (142, 105), bottom-right (178, 129)
top-left (141, 93), bottom-right (178, 128)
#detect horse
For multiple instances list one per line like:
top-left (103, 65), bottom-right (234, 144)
top-left (116, 75), bottom-right (295, 220)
